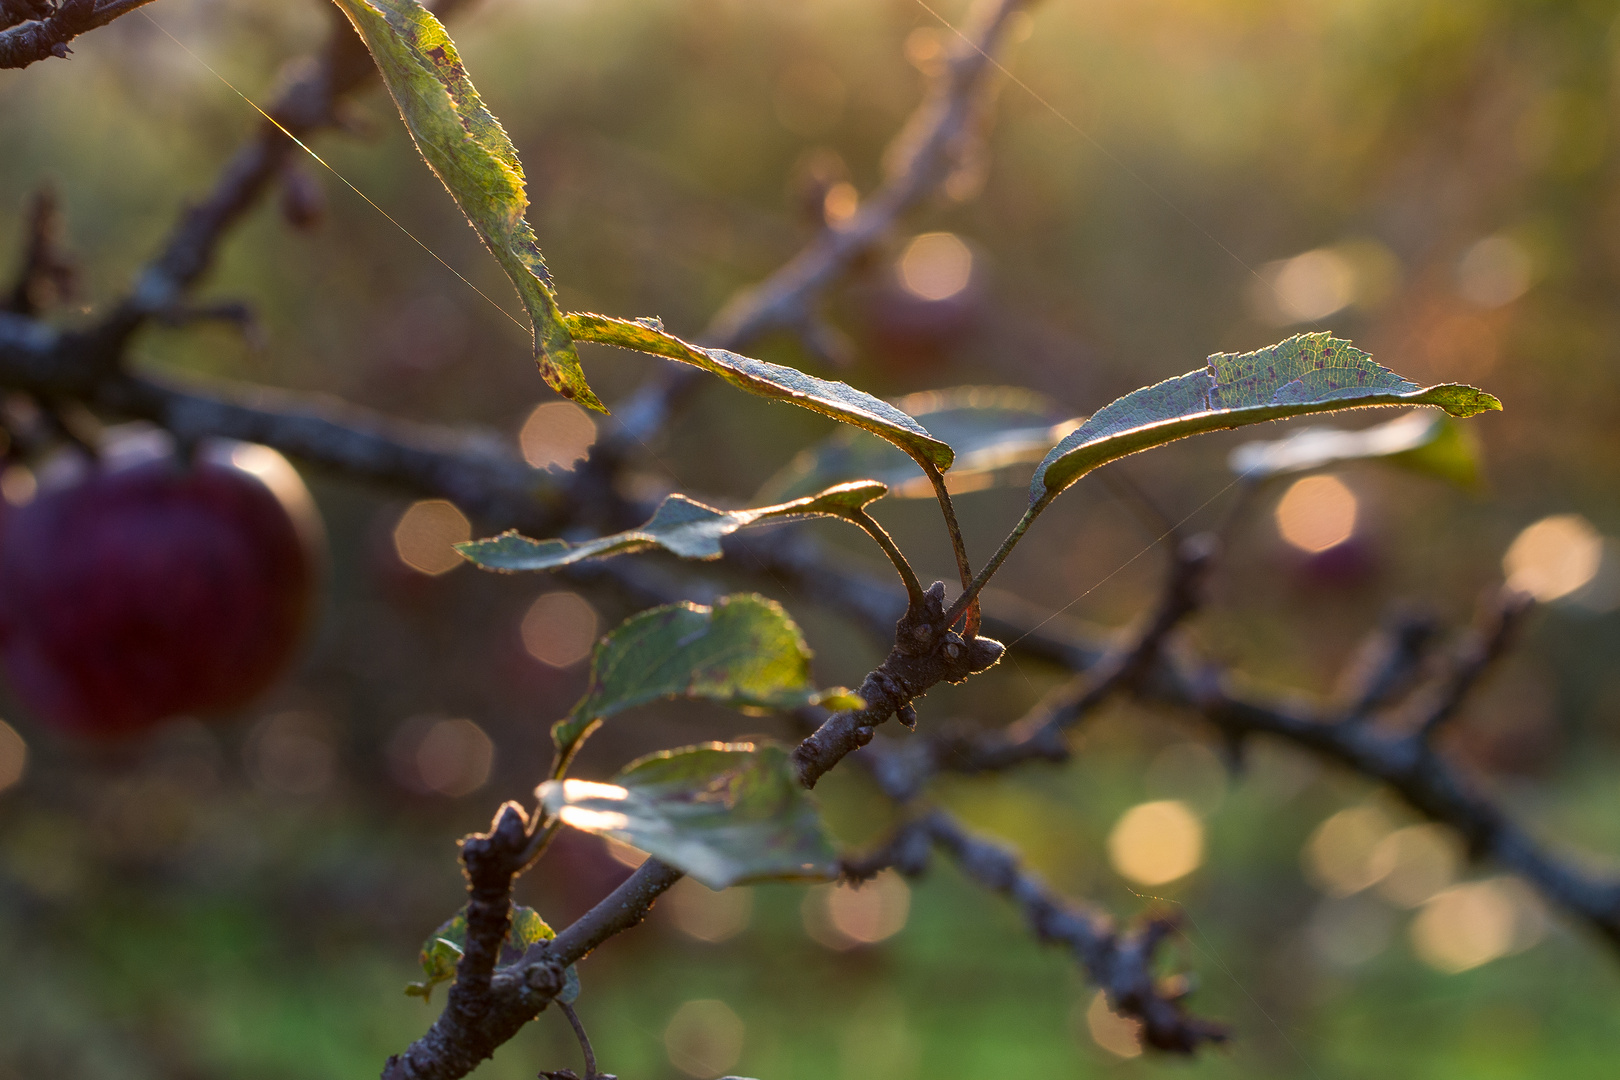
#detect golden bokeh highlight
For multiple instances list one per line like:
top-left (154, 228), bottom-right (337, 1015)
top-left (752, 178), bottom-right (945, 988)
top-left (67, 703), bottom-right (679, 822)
top-left (393, 499), bottom-right (472, 575)
top-left (521, 590), bottom-right (599, 668)
top-left (1303, 804), bottom-right (1395, 897)
top-left (1373, 823), bottom-right (1462, 908)
top-left (1456, 235), bottom-right (1533, 308)
top-left (1503, 513), bottom-right (1603, 602)
top-left (1107, 800), bottom-right (1204, 886)
top-left (1268, 247), bottom-right (1356, 323)
top-left (0, 719), bottom-right (27, 794)
top-left (666, 878), bottom-right (753, 943)
top-left (897, 232), bottom-right (973, 301)
top-left (1080, 990), bottom-right (1143, 1058)
top-left (822, 181), bottom-right (859, 227)
top-left (1275, 474), bottom-right (1358, 553)
top-left (393, 716), bottom-right (494, 798)
top-left (1, 465), bottom-right (36, 507)
top-left (1411, 877), bottom-right (1547, 973)
top-left (519, 400), bottom-right (597, 470)
top-left (803, 870), bottom-right (911, 949)
top-left (664, 998), bottom-right (745, 1079)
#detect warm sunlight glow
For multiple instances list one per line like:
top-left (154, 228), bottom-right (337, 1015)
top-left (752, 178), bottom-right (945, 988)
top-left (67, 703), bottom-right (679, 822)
top-left (1372, 824), bottom-right (1462, 908)
top-left (1411, 877), bottom-right (1546, 973)
top-left (1303, 804), bottom-right (1395, 897)
top-left (665, 999), bottom-right (745, 1079)
top-left (823, 181), bottom-right (859, 227)
top-left (557, 806), bottom-right (632, 833)
top-left (666, 878), bottom-right (753, 943)
top-left (519, 400), bottom-right (597, 470)
top-left (1082, 990), bottom-right (1143, 1058)
top-left (603, 835), bottom-right (649, 869)
top-left (393, 499), bottom-right (472, 575)
top-left (1107, 800), bottom-right (1204, 886)
top-left (1269, 247), bottom-right (1356, 323)
top-left (1503, 513), bottom-right (1603, 601)
top-left (1275, 474), bottom-right (1359, 553)
top-left (521, 590), bottom-right (599, 667)
top-left (559, 779), bottom-right (629, 801)
top-left (415, 718), bottom-right (494, 797)
top-left (897, 232), bottom-right (973, 301)
top-left (1456, 235), bottom-right (1532, 308)
top-left (804, 870), bottom-right (911, 949)
top-left (0, 719), bottom-right (26, 794)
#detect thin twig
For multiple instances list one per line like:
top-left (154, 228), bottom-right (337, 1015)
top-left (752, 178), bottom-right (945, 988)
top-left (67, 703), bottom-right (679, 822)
top-left (557, 1003), bottom-right (599, 1080)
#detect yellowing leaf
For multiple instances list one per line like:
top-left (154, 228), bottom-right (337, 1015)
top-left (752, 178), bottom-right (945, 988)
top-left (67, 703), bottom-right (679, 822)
top-left (566, 313), bottom-right (953, 469)
top-left (1032, 333), bottom-right (1498, 508)
top-left (457, 481), bottom-right (888, 572)
top-left (330, 0), bottom-right (598, 409)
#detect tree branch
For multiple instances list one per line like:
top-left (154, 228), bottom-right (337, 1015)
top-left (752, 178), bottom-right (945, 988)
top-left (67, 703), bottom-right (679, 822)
top-left (900, 809), bottom-right (1228, 1053)
top-left (0, 0), bottom-right (156, 70)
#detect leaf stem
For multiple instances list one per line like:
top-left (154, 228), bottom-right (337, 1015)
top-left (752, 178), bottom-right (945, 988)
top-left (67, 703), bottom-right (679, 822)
top-left (923, 461), bottom-right (978, 634)
top-left (941, 502), bottom-right (1042, 630)
top-left (848, 509), bottom-right (927, 611)
top-left (558, 1001), bottom-right (600, 1080)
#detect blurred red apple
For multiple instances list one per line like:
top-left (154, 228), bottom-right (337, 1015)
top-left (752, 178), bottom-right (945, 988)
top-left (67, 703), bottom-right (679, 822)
top-left (0, 431), bottom-right (324, 737)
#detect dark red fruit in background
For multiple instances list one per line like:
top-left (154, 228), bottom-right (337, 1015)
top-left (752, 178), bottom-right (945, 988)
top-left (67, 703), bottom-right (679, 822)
top-left (0, 436), bottom-right (324, 737)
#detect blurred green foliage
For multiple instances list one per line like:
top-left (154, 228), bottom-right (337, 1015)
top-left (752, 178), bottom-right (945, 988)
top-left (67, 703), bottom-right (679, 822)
top-left (3, 0), bottom-right (1620, 1077)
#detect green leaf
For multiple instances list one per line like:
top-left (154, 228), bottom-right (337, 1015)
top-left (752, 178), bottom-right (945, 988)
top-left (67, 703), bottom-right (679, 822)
top-left (403, 903), bottom-right (554, 1002)
top-left (457, 481), bottom-right (888, 572)
top-left (329, 0), bottom-right (598, 410)
top-left (1228, 409), bottom-right (1484, 489)
top-left (760, 386), bottom-right (1081, 502)
top-left (1031, 332), bottom-right (1499, 507)
top-left (565, 312), bottom-right (952, 469)
top-left (538, 741), bottom-right (839, 890)
top-left (551, 594), bottom-right (861, 777)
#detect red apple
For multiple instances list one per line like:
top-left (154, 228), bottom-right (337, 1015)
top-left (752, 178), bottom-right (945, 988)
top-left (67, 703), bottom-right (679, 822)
top-left (0, 431), bottom-right (324, 737)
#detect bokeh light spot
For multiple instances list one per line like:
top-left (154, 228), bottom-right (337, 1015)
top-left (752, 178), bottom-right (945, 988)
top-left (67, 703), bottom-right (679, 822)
top-left (1373, 824), bottom-right (1462, 908)
top-left (1503, 513), bottom-right (1602, 602)
top-left (1306, 895), bottom-right (1397, 969)
top-left (393, 499), bottom-right (471, 575)
top-left (1303, 804), bottom-right (1395, 897)
top-left (897, 232), bottom-right (973, 301)
top-left (244, 711), bottom-right (336, 796)
top-left (1456, 235), bottom-right (1532, 308)
top-left (519, 400), bottom-right (596, 470)
top-left (1411, 877), bottom-right (1546, 973)
top-left (1081, 990), bottom-right (1142, 1058)
top-left (0, 719), bottom-right (27, 794)
top-left (1276, 474), bottom-right (1358, 553)
top-left (1107, 800), bottom-right (1204, 886)
top-left (664, 999), bottom-right (745, 1079)
top-left (1270, 247), bottom-right (1356, 323)
top-left (803, 870), bottom-right (910, 949)
top-left (1, 465), bottom-right (36, 507)
top-left (521, 590), bottom-right (599, 668)
top-left (823, 181), bottom-right (859, 228)
top-left (390, 716), bottom-right (494, 797)
top-left (666, 878), bottom-right (753, 943)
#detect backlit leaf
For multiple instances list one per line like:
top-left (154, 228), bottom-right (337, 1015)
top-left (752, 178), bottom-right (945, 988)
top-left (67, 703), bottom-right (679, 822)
top-left (457, 481), bottom-right (887, 572)
top-left (538, 742), bottom-right (838, 890)
top-left (1227, 409), bottom-right (1483, 488)
top-left (329, 0), bottom-right (598, 409)
top-left (565, 313), bottom-right (953, 469)
top-left (1032, 333), bottom-right (1499, 507)
top-left (550, 594), bottom-right (861, 776)
top-left (404, 903), bottom-right (554, 1002)
top-left (760, 386), bottom-right (1079, 501)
